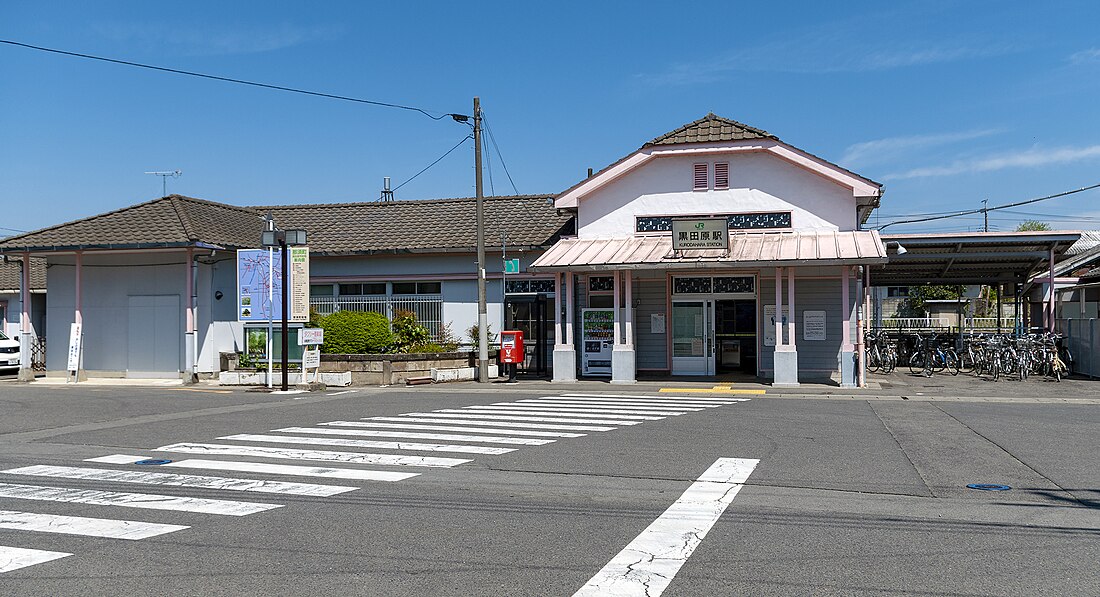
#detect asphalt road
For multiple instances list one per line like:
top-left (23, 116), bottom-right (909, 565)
top-left (0, 382), bottom-right (1096, 596)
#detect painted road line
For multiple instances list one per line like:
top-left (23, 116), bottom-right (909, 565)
top-left (0, 545), bottom-right (71, 574)
top-left (573, 457), bottom-right (760, 597)
top-left (367, 417), bottom-right (615, 432)
top-left (528, 397), bottom-right (732, 407)
top-left (2, 465), bottom-right (357, 497)
top-left (408, 412), bottom-right (640, 426)
top-left (274, 426), bottom-right (555, 446)
top-left (488, 403), bottom-right (687, 416)
top-left (562, 393), bottom-right (750, 403)
top-left (327, 390), bottom-right (357, 396)
top-left (219, 433), bottom-right (515, 455)
top-left (322, 421), bottom-right (586, 438)
top-left (0, 509), bottom-right (189, 540)
top-left (86, 455), bottom-right (418, 482)
top-left (156, 443), bottom-right (471, 468)
top-left (658, 387), bottom-right (766, 395)
top-left (0, 482), bottom-right (282, 517)
top-left (447, 408), bottom-right (663, 421)
top-left (516, 400), bottom-right (706, 411)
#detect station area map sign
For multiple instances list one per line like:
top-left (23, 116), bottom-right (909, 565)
top-left (237, 249), bottom-right (284, 322)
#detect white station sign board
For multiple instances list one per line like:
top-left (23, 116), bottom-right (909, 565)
top-left (299, 328), bottom-right (324, 346)
top-left (672, 218), bottom-right (729, 251)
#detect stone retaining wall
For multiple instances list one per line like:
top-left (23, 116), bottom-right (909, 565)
top-left (319, 351), bottom-right (496, 385)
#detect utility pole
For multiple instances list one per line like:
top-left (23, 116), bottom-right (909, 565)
top-left (982, 199), bottom-right (988, 232)
top-left (474, 97), bottom-right (489, 383)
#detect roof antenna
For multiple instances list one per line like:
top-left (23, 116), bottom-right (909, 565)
top-left (145, 170), bottom-right (182, 197)
top-left (380, 176), bottom-right (394, 202)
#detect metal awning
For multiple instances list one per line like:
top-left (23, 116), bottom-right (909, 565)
top-left (873, 231), bottom-right (1080, 286)
top-left (529, 230), bottom-right (887, 272)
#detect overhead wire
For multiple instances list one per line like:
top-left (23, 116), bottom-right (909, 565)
top-left (0, 39), bottom-right (461, 121)
top-left (391, 134), bottom-right (473, 192)
top-left (875, 182), bottom-right (1100, 230)
top-left (482, 113), bottom-right (519, 195)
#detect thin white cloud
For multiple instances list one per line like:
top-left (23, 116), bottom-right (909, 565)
top-left (94, 22), bottom-right (342, 56)
top-left (841, 129), bottom-right (1003, 167)
top-left (883, 145), bottom-right (1100, 180)
top-left (1069, 48), bottom-right (1100, 65)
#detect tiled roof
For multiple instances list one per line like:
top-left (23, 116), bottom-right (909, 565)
top-left (0, 195), bottom-right (265, 252)
top-left (261, 195), bottom-right (572, 255)
top-left (644, 113), bottom-right (775, 146)
top-left (0, 258), bottom-right (46, 291)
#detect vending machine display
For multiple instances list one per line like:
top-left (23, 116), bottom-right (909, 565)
top-left (581, 308), bottom-right (614, 376)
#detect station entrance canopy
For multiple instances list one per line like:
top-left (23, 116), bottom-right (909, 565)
top-left (872, 231), bottom-right (1081, 286)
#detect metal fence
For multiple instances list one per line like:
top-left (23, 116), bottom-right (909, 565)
top-left (310, 295), bottom-right (445, 340)
top-left (964, 317), bottom-right (1017, 329)
top-left (880, 317), bottom-right (946, 330)
top-left (1057, 318), bottom-right (1099, 378)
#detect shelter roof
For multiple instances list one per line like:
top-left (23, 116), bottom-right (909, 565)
top-left (529, 230), bottom-right (886, 272)
top-left (0, 195), bottom-right (264, 252)
top-left (0, 257), bottom-right (46, 292)
top-left (260, 195), bottom-right (571, 255)
top-left (874, 231), bottom-right (1080, 286)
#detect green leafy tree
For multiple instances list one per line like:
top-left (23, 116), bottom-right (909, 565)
top-left (905, 285), bottom-right (966, 317)
top-left (391, 310), bottom-right (432, 353)
top-left (1016, 220), bottom-right (1051, 231)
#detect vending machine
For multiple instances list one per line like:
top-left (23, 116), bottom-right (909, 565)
top-left (581, 308), bottom-right (614, 376)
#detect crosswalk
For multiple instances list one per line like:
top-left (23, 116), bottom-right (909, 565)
top-left (0, 392), bottom-right (748, 574)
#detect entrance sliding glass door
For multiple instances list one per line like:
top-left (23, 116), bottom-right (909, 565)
top-left (671, 300), bottom-right (714, 375)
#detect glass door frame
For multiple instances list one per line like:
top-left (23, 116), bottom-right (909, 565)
top-left (671, 299), bottom-right (715, 376)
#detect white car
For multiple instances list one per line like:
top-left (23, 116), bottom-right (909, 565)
top-left (0, 333), bottom-right (20, 370)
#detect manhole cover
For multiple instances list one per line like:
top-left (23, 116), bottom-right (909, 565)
top-left (135, 459), bottom-right (173, 466)
top-left (967, 483), bottom-right (1011, 491)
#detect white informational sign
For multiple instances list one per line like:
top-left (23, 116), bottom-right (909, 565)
top-left (650, 312), bottom-right (666, 334)
top-left (803, 310), bottom-right (827, 341)
top-left (290, 247), bottom-right (310, 323)
top-left (672, 218), bottom-right (729, 251)
top-left (299, 328), bottom-right (324, 346)
top-left (302, 349), bottom-right (321, 369)
top-left (66, 322), bottom-right (82, 372)
top-left (763, 305), bottom-right (790, 347)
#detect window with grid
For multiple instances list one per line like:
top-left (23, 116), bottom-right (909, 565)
top-left (392, 282), bottom-right (442, 295)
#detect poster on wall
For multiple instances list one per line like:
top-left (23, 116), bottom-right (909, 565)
top-left (763, 305), bottom-right (790, 347)
top-left (650, 312), bottom-right (666, 334)
top-left (803, 310), bottom-right (827, 341)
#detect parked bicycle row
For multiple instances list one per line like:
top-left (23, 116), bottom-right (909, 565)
top-left (866, 330), bottom-right (1072, 381)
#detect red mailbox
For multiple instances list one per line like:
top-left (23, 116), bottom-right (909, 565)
top-left (500, 331), bottom-right (525, 364)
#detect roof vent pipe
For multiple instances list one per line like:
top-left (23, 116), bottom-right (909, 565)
top-left (380, 177), bottom-right (394, 202)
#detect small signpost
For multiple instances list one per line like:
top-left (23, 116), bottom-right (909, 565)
top-left (298, 328), bottom-right (324, 385)
top-left (66, 322), bottom-right (82, 383)
top-left (504, 258), bottom-right (520, 274)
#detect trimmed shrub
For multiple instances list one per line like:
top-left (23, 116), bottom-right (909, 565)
top-left (320, 310), bottom-right (393, 354)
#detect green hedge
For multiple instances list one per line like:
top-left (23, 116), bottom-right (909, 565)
top-left (319, 310), bottom-right (393, 354)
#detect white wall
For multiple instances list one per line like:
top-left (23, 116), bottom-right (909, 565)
top-left (577, 152), bottom-right (858, 238)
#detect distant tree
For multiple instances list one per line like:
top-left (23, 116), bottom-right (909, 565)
top-left (905, 284), bottom-right (966, 317)
top-left (1016, 220), bottom-right (1051, 231)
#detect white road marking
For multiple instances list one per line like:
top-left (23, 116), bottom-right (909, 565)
top-left (156, 443), bottom-right (471, 468)
top-left (487, 404), bottom-right (686, 416)
top-left (218, 433), bottom-right (515, 455)
top-left (322, 421), bottom-right (586, 438)
top-left (446, 408), bottom-right (662, 421)
top-left (517, 400), bottom-right (706, 411)
top-left (366, 416), bottom-right (615, 432)
top-left (0, 545), bottom-right (71, 573)
top-left (0, 509), bottom-right (189, 539)
top-left (274, 426), bottom-right (554, 446)
top-left (86, 455), bottom-right (418, 482)
top-left (2, 465), bottom-right (357, 497)
top-left (558, 394), bottom-right (746, 405)
top-left (327, 390), bottom-right (357, 396)
top-left (523, 398), bottom-right (721, 408)
top-left (404, 412), bottom-right (638, 426)
top-left (0, 482), bottom-right (282, 517)
top-left (573, 457), bottom-right (759, 597)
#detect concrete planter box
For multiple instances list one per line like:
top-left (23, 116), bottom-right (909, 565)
top-left (219, 371), bottom-right (352, 386)
top-left (319, 351), bottom-right (500, 386)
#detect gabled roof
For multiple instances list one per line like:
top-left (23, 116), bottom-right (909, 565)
top-left (644, 113), bottom-right (774, 146)
top-left (261, 195), bottom-right (571, 255)
top-left (0, 195), bottom-right (264, 252)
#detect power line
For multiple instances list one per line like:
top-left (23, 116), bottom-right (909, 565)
top-left (876, 182), bottom-right (1100, 231)
top-left (392, 134), bottom-right (473, 192)
top-left (0, 39), bottom-right (464, 121)
top-left (482, 114), bottom-right (519, 195)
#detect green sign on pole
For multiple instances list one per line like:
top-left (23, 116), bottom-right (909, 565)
top-left (504, 258), bottom-right (520, 274)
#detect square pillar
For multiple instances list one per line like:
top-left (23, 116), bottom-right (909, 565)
top-left (839, 266), bottom-right (857, 388)
top-left (773, 266), bottom-right (799, 387)
top-left (183, 248), bottom-right (197, 383)
top-left (18, 252), bottom-right (34, 381)
top-left (611, 270), bottom-right (636, 384)
top-left (553, 271), bottom-right (577, 382)
top-left (71, 251), bottom-right (86, 382)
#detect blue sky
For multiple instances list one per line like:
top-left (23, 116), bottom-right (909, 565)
top-left (2, 0), bottom-right (1099, 235)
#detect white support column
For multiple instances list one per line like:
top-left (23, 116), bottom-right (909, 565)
top-left (773, 266), bottom-right (799, 387)
top-left (566, 273), bottom-right (575, 346)
top-left (553, 271), bottom-right (577, 382)
top-left (18, 252), bottom-right (33, 381)
top-left (611, 270), bottom-right (636, 384)
top-left (839, 266), bottom-right (856, 388)
top-left (184, 248), bottom-right (196, 383)
top-left (1048, 248), bottom-right (1055, 332)
top-left (623, 271), bottom-right (633, 348)
top-left (787, 267), bottom-right (796, 349)
top-left (72, 251), bottom-right (85, 382)
top-left (774, 267), bottom-right (783, 348)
